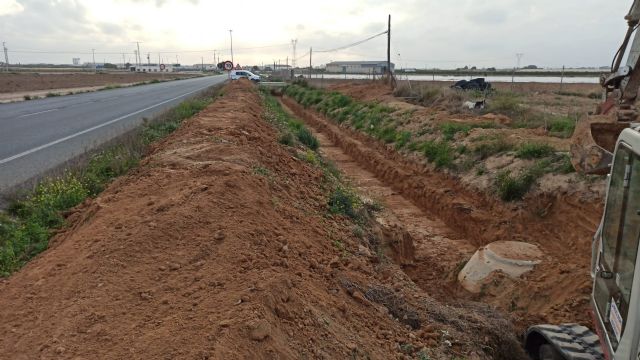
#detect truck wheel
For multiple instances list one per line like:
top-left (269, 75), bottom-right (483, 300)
top-left (539, 344), bottom-right (564, 360)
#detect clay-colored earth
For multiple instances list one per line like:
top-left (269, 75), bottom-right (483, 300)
top-left (0, 72), bottom-right (199, 93)
top-left (0, 81), bottom-right (527, 359)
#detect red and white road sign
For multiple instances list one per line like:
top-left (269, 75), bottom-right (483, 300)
top-left (223, 61), bottom-right (234, 71)
top-left (159, 64), bottom-right (166, 70)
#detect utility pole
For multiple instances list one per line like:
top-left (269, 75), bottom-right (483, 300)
top-left (147, 53), bottom-right (150, 65)
top-left (213, 50), bottom-right (216, 66)
top-left (136, 42), bottom-right (142, 66)
top-left (2, 42), bottom-right (9, 72)
top-left (309, 47), bottom-right (312, 79)
top-left (229, 29), bottom-right (234, 65)
top-left (516, 53), bottom-right (524, 69)
top-left (387, 14), bottom-right (391, 84)
top-left (291, 39), bottom-right (297, 68)
top-left (122, 53), bottom-right (126, 68)
top-left (201, 57), bottom-right (204, 71)
top-left (92, 48), bottom-right (96, 73)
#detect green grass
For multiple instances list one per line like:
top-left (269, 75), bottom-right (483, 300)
top-left (45, 92), bottom-right (60, 98)
top-left (0, 92), bottom-right (216, 277)
top-left (328, 187), bottom-right (361, 219)
top-left (421, 140), bottom-right (454, 168)
top-left (547, 116), bottom-right (575, 138)
top-left (440, 122), bottom-right (496, 141)
top-left (486, 92), bottom-right (522, 117)
top-left (262, 88), bottom-right (320, 151)
top-left (495, 169), bottom-right (538, 201)
top-left (473, 135), bottom-right (514, 159)
top-left (516, 143), bottom-right (555, 159)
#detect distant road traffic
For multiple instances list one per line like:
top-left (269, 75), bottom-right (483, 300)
top-left (0, 75), bottom-right (227, 195)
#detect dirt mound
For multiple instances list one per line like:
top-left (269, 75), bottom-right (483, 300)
top-left (0, 81), bottom-right (526, 359)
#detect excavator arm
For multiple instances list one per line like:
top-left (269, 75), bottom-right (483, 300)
top-left (570, 0), bottom-right (640, 173)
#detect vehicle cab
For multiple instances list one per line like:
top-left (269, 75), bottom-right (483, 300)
top-left (230, 70), bottom-right (261, 82)
top-left (590, 125), bottom-right (640, 360)
top-left (525, 126), bottom-right (640, 360)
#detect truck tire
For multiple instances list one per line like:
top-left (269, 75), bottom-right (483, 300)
top-left (539, 344), bottom-right (565, 360)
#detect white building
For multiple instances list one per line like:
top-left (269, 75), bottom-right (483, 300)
top-left (130, 64), bottom-right (174, 73)
top-left (325, 61), bottom-right (395, 74)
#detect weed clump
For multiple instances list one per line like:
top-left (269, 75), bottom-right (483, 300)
top-left (473, 135), bottom-right (514, 159)
top-left (422, 140), bottom-right (454, 168)
top-left (516, 143), bottom-right (555, 159)
top-left (328, 187), bottom-right (361, 219)
top-left (547, 116), bottom-right (575, 138)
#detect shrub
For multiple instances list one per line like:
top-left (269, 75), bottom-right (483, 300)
top-left (473, 136), bottom-right (514, 159)
top-left (296, 127), bottom-right (319, 150)
top-left (496, 170), bottom-right (532, 201)
top-left (495, 161), bottom-right (547, 201)
top-left (328, 187), bottom-right (359, 219)
top-left (516, 143), bottom-right (554, 159)
top-left (395, 131), bottom-right (412, 149)
top-left (487, 92), bottom-right (522, 117)
top-left (422, 140), bottom-right (454, 168)
top-left (548, 116), bottom-right (575, 138)
top-left (278, 132), bottom-right (295, 146)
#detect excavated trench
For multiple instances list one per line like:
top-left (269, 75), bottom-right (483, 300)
top-left (278, 94), bottom-right (600, 332)
top-left (278, 96), bottom-right (475, 302)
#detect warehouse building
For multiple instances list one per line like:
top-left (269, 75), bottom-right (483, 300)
top-left (325, 61), bottom-right (394, 74)
top-left (130, 64), bottom-right (174, 72)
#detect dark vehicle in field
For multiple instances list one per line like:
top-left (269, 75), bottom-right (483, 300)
top-left (451, 78), bottom-right (492, 91)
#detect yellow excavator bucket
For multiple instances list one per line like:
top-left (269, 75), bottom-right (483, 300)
top-left (569, 114), bottom-right (631, 174)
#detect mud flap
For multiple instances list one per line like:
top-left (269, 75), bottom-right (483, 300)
top-left (525, 324), bottom-right (604, 360)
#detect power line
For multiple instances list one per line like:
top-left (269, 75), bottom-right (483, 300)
top-left (315, 30), bottom-right (388, 53)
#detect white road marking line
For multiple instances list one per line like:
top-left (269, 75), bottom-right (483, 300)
top-left (17, 108), bottom-right (60, 118)
top-left (0, 82), bottom-right (215, 165)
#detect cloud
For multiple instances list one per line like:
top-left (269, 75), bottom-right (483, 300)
top-left (0, 0), bottom-right (24, 16)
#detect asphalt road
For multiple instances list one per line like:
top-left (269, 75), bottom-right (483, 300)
top-left (0, 75), bottom-right (227, 195)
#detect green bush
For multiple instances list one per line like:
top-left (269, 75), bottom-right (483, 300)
top-left (487, 92), bottom-right (523, 117)
top-left (548, 116), bottom-right (575, 138)
top-left (296, 127), bottom-right (319, 150)
top-left (395, 131), bottom-right (412, 149)
top-left (278, 132), bottom-right (294, 146)
top-left (439, 122), bottom-right (496, 141)
top-left (516, 143), bottom-right (555, 159)
top-left (422, 140), bottom-right (454, 168)
top-left (473, 136), bottom-right (513, 159)
top-left (495, 161), bottom-right (548, 201)
top-left (328, 187), bottom-right (359, 219)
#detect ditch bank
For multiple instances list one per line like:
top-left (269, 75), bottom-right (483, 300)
top-left (281, 94), bottom-right (601, 332)
top-left (0, 80), bottom-right (526, 359)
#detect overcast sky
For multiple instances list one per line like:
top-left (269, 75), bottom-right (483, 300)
top-left (0, 0), bottom-right (632, 69)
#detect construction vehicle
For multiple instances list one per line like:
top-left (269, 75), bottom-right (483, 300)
top-left (525, 2), bottom-right (640, 359)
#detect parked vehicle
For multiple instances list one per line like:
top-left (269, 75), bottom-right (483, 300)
top-left (230, 70), bottom-right (261, 82)
top-left (451, 78), bottom-right (491, 91)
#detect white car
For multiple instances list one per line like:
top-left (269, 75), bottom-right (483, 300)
top-left (230, 70), bottom-right (261, 82)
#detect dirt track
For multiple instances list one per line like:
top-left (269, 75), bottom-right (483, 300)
top-left (0, 81), bottom-right (527, 359)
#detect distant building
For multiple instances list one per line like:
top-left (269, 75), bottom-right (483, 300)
top-left (130, 64), bottom-right (174, 73)
top-left (326, 61), bottom-right (395, 74)
top-left (72, 58), bottom-right (80, 66)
